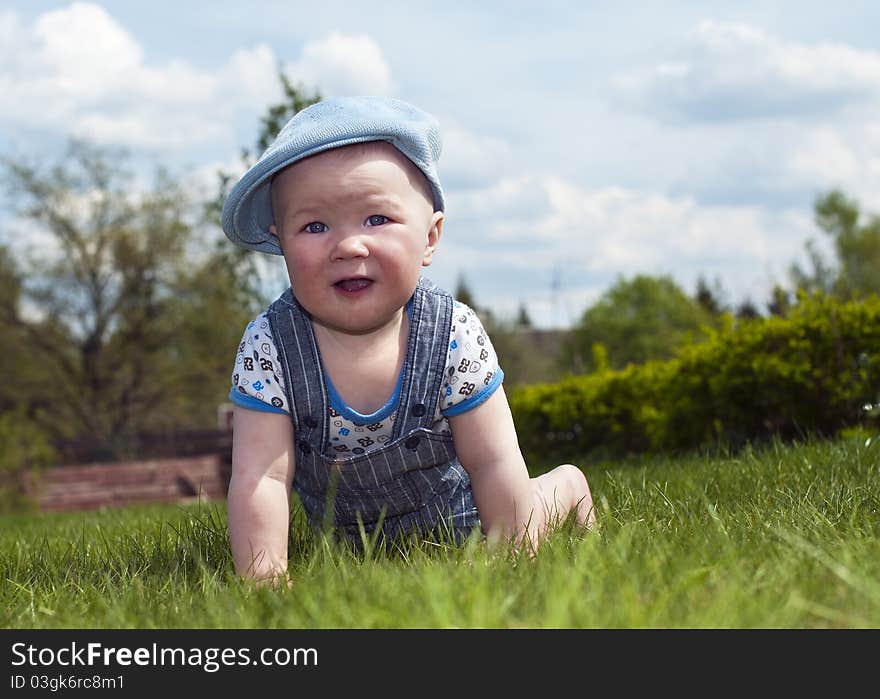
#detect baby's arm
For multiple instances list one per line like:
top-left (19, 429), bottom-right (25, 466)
top-left (227, 406), bottom-right (296, 583)
top-left (450, 385), bottom-right (595, 550)
top-left (449, 384), bottom-right (542, 546)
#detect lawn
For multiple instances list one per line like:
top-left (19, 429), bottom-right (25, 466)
top-left (2, 434), bottom-right (878, 628)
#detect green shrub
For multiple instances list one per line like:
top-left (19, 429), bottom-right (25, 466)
top-left (510, 293), bottom-right (880, 465)
top-left (0, 408), bottom-right (57, 512)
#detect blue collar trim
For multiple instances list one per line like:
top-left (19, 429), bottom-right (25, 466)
top-left (324, 370), bottom-right (403, 426)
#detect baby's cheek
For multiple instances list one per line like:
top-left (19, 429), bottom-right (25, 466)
top-left (288, 253), bottom-right (320, 281)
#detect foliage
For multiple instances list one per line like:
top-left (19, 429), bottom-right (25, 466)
top-left (204, 75), bottom-right (320, 227)
top-left (510, 293), bottom-right (880, 463)
top-left (767, 284), bottom-right (793, 317)
top-left (451, 272), bottom-right (566, 387)
top-left (2, 141), bottom-right (172, 444)
top-left (164, 238), bottom-right (264, 430)
top-left (734, 297), bottom-right (761, 320)
top-left (253, 74), bottom-right (322, 157)
top-left (485, 323), bottom-right (568, 387)
top-left (0, 141), bottom-right (262, 455)
top-left (514, 303), bottom-right (533, 328)
top-left (562, 274), bottom-right (717, 373)
top-left (694, 274), bottom-right (728, 316)
top-left (0, 247), bottom-right (46, 420)
top-left (791, 189), bottom-right (880, 300)
top-left (453, 273), bottom-right (479, 312)
top-left (0, 407), bottom-right (56, 511)
top-left (0, 74), bottom-right (324, 460)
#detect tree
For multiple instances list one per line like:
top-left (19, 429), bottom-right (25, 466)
top-left (815, 190), bottom-right (880, 299)
top-left (0, 406), bottom-right (56, 510)
top-left (1, 141), bottom-right (262, 454)
top-left (790, 190), bottom-right (880, 300)
top-left (789, 238), bottom-right (837, 296)
top-left (562, 274), bottom-right (716, 372)
top-left (515, 303), bottom-right (533, 328)
top-left (735, 298), bottom-right (761, 321)
top-left (453, 272), bottom-right (478, 309)
top-left (450, 274), bottom-right (564, 386)
top-left (166, 236), bottom-right (265, 429)
top-left (0, 246), bottom-right (47, 421)
top-left (204, 73), bottom-right (321, 299)
top-left (0, 75), bottom-right (322, 459)
top-left (767, 284), bottom-right (792, 317)
top-left (695, 275), bottom-right (727, 316)
top-left (253, 74), bottom-right (322, 157)
top-left (204, 76), bottom-right (321, 226)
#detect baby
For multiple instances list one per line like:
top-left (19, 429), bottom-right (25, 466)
top-left (221, 96), bottom-right (594, 582)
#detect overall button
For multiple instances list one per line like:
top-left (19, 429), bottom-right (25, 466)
top-left (303, 415), bottom-right (318, 428)
top-left (298, 440), bottom-right (312, 455)
top-left (411, 403), bottom-right (426, 417)
top-left (404, 435), bottom-right (421, 450)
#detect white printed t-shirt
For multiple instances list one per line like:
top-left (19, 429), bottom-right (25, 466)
top-left (229, 300), bottom-right (504, 457)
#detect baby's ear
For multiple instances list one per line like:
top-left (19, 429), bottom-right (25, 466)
top-left (268, 224), bottom-right (279, 239)
top-left (422, 212), bottom-right (444, 267)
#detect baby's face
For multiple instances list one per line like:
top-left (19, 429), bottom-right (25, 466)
top-left (269, 142), bottom-right (443, 335)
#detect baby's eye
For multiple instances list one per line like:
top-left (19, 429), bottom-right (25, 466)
top-left (303, 222), bottom-right (327, 234)
top-left (365, 215), bottom-right (388, 227)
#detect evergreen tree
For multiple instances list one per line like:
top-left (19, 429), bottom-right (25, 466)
top-left (695, 275), bottom-right (727, 316)
top-left (735, 298), bottom-right (761, 320)
top-left (454, 273), bottom-right (478, 309)
top-left (515, 303), bottom-right (533, 328)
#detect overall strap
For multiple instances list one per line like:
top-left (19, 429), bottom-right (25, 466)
top-left (393, 276), bottom-right (454, 438)
top-left (265, 289), bottom-right (328, 452)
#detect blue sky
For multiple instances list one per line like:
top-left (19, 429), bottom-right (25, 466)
top-left (2, 1), bottom-right (880, 327)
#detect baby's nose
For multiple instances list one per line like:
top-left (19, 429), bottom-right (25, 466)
top-left (331, 231), bottom-right (370, 260)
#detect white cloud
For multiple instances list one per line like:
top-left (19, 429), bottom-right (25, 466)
top-left (33, 1), bottom-right (143, 100)
top-left (658, 124), bottom-right (851, 194)
top-left (284, 32), bottom-right (394, 96)
top-left (225, 45), bottom-right (283, 104)
top-left (0, 3), bottom-right (283, 149)
top-left (675, 120), bottom-right (880, 215)
top-left (785, 128), bottom-right (860, 187)
top-left (867, 123), bottom-right (880, 197)
top-left (459, 175), bottom-right (800, 268)
top-left (442, 174), bottom-right (818, 326)
top-left (440, 123), bottom-right (514, 188)
top-left (0, 4), bottom-right (394, 152)
top-left (613, 20), bottom-right (880, 122)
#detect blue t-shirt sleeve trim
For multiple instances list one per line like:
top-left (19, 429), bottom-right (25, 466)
top-left (441, 368), bottom-right (505, 417)
top-left (229, 389), bottom-right (289, 415)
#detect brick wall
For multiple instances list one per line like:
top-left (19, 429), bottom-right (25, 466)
top-left (21, 455), bottom-right (232, 512)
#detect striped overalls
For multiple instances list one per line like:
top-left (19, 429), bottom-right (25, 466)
top-left (266, 277), bottom-right (481, 543)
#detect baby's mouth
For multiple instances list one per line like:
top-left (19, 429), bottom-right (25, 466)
top-left (334, 277), bottom-right (373, 293)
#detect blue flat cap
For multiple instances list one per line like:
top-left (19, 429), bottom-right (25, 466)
top-left (221, 95), bottom-right (445, 255)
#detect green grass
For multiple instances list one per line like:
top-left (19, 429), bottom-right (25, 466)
top-left (2, 434), bottom-right (879, 628)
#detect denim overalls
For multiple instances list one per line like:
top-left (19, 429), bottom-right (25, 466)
top-left (266, 277), bottom-right (481, 543)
